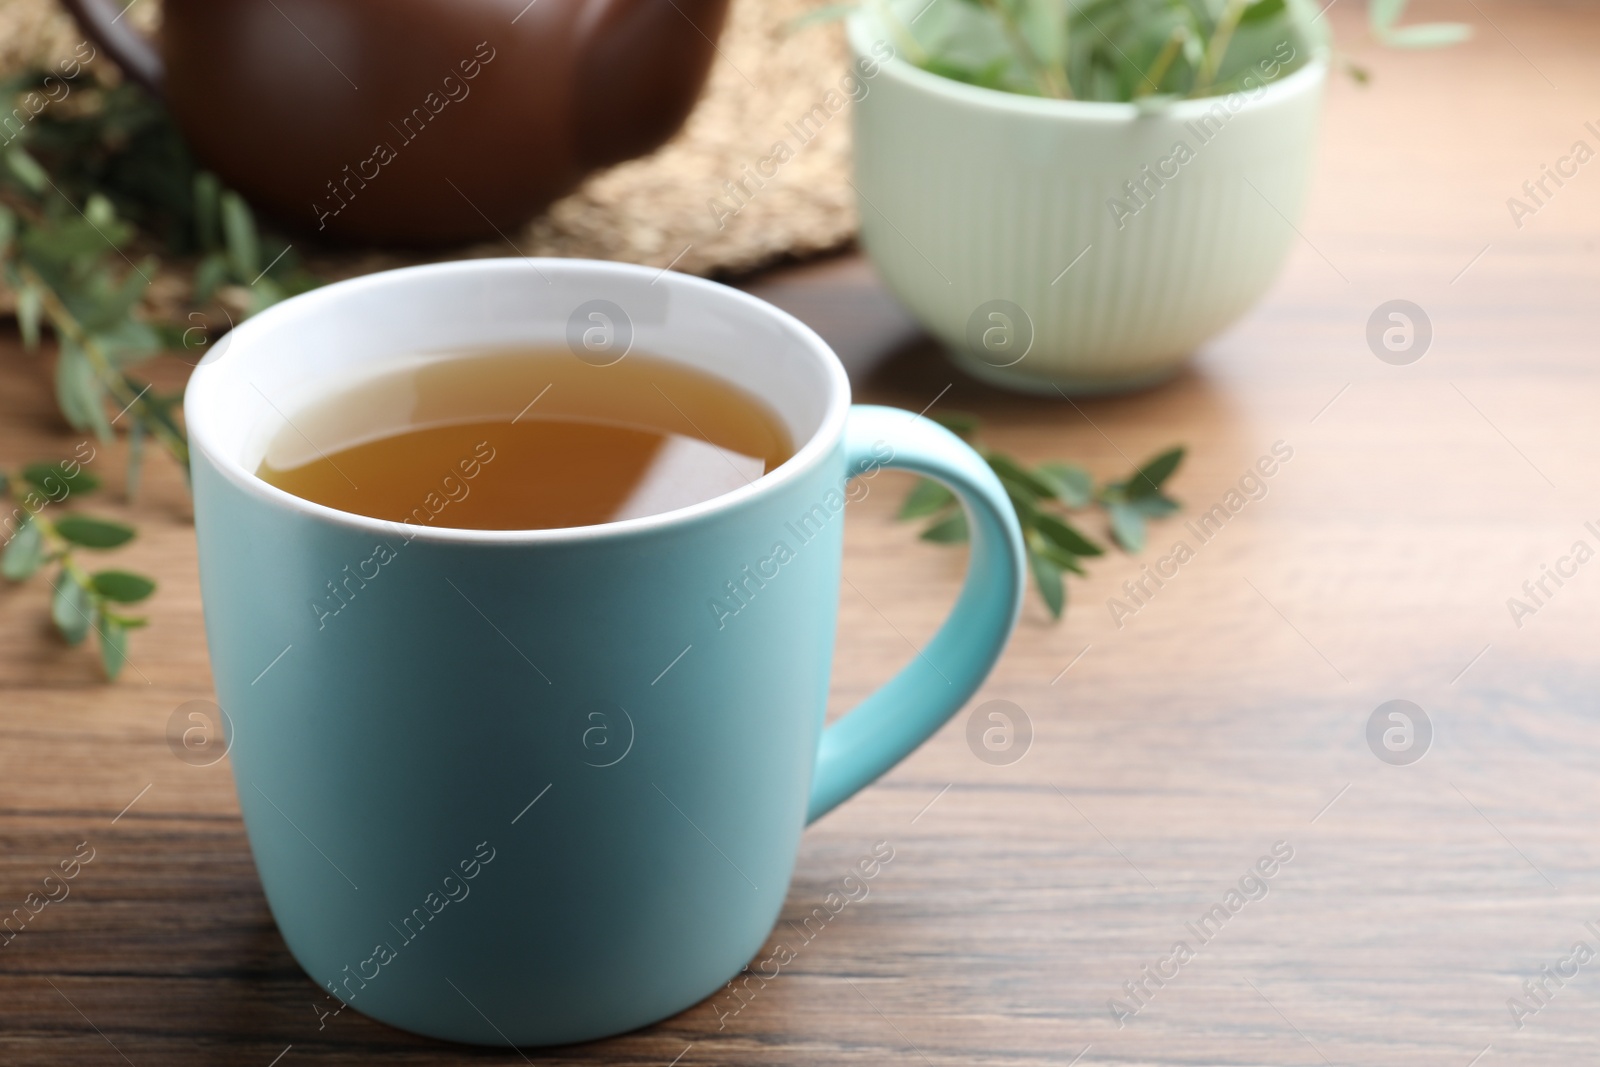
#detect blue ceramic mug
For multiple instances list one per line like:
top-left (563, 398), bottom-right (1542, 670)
top-left (185, 259), bottom-right (1025, 1045)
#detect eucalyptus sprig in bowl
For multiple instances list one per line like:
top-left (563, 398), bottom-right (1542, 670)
top-left (843, 0), bottom-right (1467, 394)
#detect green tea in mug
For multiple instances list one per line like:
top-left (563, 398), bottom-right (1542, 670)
top-left (257, 348), bottom-right (793, 530)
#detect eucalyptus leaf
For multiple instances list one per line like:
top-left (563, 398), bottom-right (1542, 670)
top-left (51, 577), bottom-right (94, 645)
top-left (23, 461), bottom-right (100, 501)
top-left (1133, 91), bottom-right (1180, 112)
top-left (126, 421), bottom-right (145, 502)
top-left (1125, 446), bottom-right (1185, 498)
top-left (98, 616), bottom-right (129, 678)
top-left (135, 386), bottom-right (190, 471)
top-left (54, 341), bottom-right (112, 440)
top-left (900, 477), bottom-right (957, 519)
top-left (1002, 482), bottom-right (1041, 527)
top-left (1035, 512), bottom-right (1105, 556)
top-left (194, 171), bottom-right (222, 250)
top-left (1129, 492), bottom-right (1181, 518)
top-left (4, 146), bottom-right (49, 193)
top-left (193, 252), bottom-right (229, 305)
top-left (220, 191), bottom-right (260, 280)
top-left (55, 515), bottom-right (136, 549)
top-left (85, 193), bottom-right (116, 231)
top-left (923, 56), bottom-right (1016, 92)
top-left (1029, 549), bottom-right (1065, 618)
top-left (1369, 0), bottom-right (1407, 32)
top-left (1108, 500), bottom-right (1147, 552)
top-left (1030, 533), bottom-right (1088, 576)
top-left (94, 317), bottom-right (163, 366)
top-left (16, 285), bottom-right (41, 348)
top-left (1380, 22), bottom-right (1471, 47)
top-left (986, 452), bottom-right (1059, 500)
top-left (1036, 461), bottom-right (1093, 506)
top-left (1, 519), bottom-right (45, 580)
top-left (933, 411), bottom-right (980, 437)
top-left (83, 263), bottom-right (154, 333)
top-left (249, 276), bottom-right (285, 316)
top-left (1239, 0), bottom-right (1287, 26)
top-left (91, 569), bottom-right (156, 603)
top-left (921, 511), bottom-right (970, 543)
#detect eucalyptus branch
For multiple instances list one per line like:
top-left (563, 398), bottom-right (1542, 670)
top-left (1190, 0), bottom-right (1247, 97)
top-left (1135, 24), bottom-right (1188, 98)
top-left (0, 459), bottom-right (154, 679)
top-left (0, 68), bottom-right (321, 684)
top-left (977, 0), bottom-right (1071, 98)
top-left (0, 69), bottom-right (318, 503)
top-left (17, 262), bottom-right (188, 471)
top-left (869, 0), bottom-right (931, 66)
top-left (898, 414), bottom-right (1185, 619)
top-left (853, 0), bottom-right (1470, 104)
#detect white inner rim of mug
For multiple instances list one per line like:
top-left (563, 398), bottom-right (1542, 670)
top-left (184, 258), bottom-right (853, 544)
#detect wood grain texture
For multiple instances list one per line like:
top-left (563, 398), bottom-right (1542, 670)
top-left (5, 0), bottom-right (1600, 1063)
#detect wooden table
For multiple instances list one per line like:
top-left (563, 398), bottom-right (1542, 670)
top-left (5, 1), bottom-right (1600, 1063)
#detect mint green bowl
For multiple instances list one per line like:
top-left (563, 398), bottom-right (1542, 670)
top-left (848, 12), bottom-right (1327, 394)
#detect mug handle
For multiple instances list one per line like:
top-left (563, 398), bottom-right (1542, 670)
top-left (807, 404), bottom-right (1027, 823)
top-left (60, 0), bottom-right (165, 95)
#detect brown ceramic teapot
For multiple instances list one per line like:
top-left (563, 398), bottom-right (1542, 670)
top-left (62, 0), bottom-right (730, 245)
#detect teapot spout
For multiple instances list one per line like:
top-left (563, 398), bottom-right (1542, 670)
top-left (571, 0), bottom-right (732, 170)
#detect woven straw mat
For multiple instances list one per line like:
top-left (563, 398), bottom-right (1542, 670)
top-left (0, 0), bottom-right (858, 290)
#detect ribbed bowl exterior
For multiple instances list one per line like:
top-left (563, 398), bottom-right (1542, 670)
top-left (848, 17), bottom-right (1326, 393)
